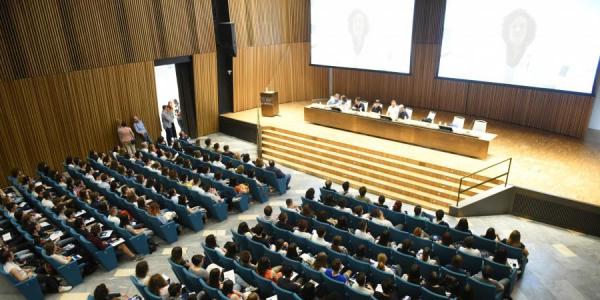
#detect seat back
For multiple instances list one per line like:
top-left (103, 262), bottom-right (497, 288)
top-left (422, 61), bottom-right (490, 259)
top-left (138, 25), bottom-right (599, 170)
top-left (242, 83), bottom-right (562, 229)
top-left (233, 261), bottom-right (256, 286)
top-left (390, 250), bottom-right (415, 275)
top-left (253, 270), bottom-right (275, 297)
top-left (395, 277), bottom-right (421, 299)
top-left (415, 259), bottom-right (441, 280)
top-left (345, 284), bottom-right (376, 300)
top-left (420, 286), bottom-right (451, 300)
top-left (440, 266), bottom-right (468, 290)
top-left (199, 277), bottom-right (221, 299)
top-left (461, 251), bottom-right (483, 275)
top-left (452, 116), bottom-right (465, 129)
top-left (303, 265), bottom-right (322, 282)
top-left (467, 277), bottom-right (501, 300)
top-left (181, 268), bottom-right (204, 293)
top-left (274, 284), bottom-right (301, 300)
top-left (433, 243), bottom-right (456, 266)
top-left (473, 236), bottom-right (497, 254)
top-left (320, 272), bottom-right (346, 291)
top-left (472, 120), bottom-right (487, 133)
top-left (143, 287), bottom-right (163, 300)
top-left (130, 276), bottom-right (151, 300)
top-left (231, 230), bottom-right (248, 251)
top-left (410, 235), bottom-right (433, 252)
top-left (202, 243), bottom-right (220, 265)
top-left (370, 265), bottom-right (394, 285)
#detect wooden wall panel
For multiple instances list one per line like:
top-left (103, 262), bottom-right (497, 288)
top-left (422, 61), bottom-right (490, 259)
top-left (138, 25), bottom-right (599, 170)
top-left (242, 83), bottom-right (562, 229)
top-left (193, 52), bottom-right (219, 135)
top-left (0, 0), bottom-right (215, 82)
top-left (229, 0), bottom-right (309, 47)
top-left (232, 42), bottom-right (328, 112)
top-left (0, 61), bottom-right (159, 186)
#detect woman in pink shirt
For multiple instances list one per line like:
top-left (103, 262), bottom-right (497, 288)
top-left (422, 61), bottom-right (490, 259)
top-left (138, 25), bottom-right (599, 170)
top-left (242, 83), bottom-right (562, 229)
top-left (118, 121), bottom-right (136, 154)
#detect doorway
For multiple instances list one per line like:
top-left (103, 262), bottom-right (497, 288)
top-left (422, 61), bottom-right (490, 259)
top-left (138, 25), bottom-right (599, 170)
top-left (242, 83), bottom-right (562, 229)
top-left (154, 56), bottom-right (198, 142)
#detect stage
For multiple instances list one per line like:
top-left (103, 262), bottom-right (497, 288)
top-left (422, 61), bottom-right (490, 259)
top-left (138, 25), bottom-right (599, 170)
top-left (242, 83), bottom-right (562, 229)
top-left (221, 101), bottom-right (600, 207)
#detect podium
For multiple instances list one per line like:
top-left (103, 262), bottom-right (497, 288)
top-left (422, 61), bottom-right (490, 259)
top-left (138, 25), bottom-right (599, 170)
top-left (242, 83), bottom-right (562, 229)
top-left (260, 91), bottom-right (279, 117)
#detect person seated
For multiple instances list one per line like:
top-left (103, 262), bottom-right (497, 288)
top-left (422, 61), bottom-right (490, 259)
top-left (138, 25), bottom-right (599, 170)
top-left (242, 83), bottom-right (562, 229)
top-left (354, 220), bottom-right (375, 242)
top-left (438, 231), bottom-right (455, 248)
top-left (44, 241), bottom-right (72, 265)
top-left (334, 198), bottom-right (352, 213)
top-left (94, 283), bottom-right (125, 300)
top-left (353, 206), bottom-right (369, 219)
top-left (277, 264), bottom-right (301, 294)
top-left (285, 198), bottom-right (299, 211)
top-left (285, 243), bottom-right (302, 262)
top-left (311, 252), bottom-right (328, 272)
top-left (222, 145), bottom-right (235, 158)
top-left (371, 208), bottom-right (393, 227)
top-left (416, 247), bottom-right (437, 265)
top-left (340, 181), bottom-right (352, 197)
top-left (330, 236), bottom-right (348, 254)
top-left (238, 251), bottom-right (256, 271)
top-left (445, 254), bottom-right (468, 275)
top-left (203, 138), bottom-right (212, 150)
top-left (373, 253), bottom-right (393, 274)
top-left (472, 265), bottom-right (509, 294)
top-left (170, 246), bottom-right (189, 268)
top-left (301, 204), bottom-right (315, 218)
top-left (423, 271), bottom-right (445, 295)
top-left (258, 205), bottom-right (274, 224)
top-left (86, 224), bottom-right (142, 261)
top-left (454, 218), bottom-right (472, 234)
top-left (250, 225), bottom-right (270, 248)
top-left (188, 254), bottom-right (209, 280)
top-left (353, 244), bottom-right (371, 263)
top-left (311, 227), bottom-right (331, 247)
top-left (275, 212), bottom-right (294, 231)
top-left (135, 260), bottom-right (150, 285)
top-left (413, 205), bottom-right (429, 221)
top-left (352, 272), bottom-right (374, 295)
top-left (355, 186), bottom-right (371, 204)
top-left (237, 222), bottom-right (253, 239)
top-left (401, 264), bottom-right (422, 285)
top-left (371, 99), bottom-right (383, 114)
top-left (386, 100), bottom-right (400, 120)
top-left (412, 227), bottom-right (429, 239)
top-left (304, 188), bottom-right (315, 200)
top-left (374, 195), bottom-right (389, 209)
top-left (325, 258), bottom-right (351, 283)
top-left (266, 160), bottom-right (291, 188)
top-left (221, 279), bottom-right (244, 300)
top-left (326, 93), bottom-right (341, 106)
top-left (458, 236), bottom-right (481, 257)
top-left (398, 239), bottom-right (416, 257)
top-left (207, 268), bottom-right (223, 290)
top-left (490, 247), bottom-right (509, 266)
top-left (397, 105), bottom-right (409, 120)
top-left (352, 97), bottom-right (366, 112)
top-left (483, 227), bottom-right (500, 241)
top-left (501, 230), bottom-right (529, 274)
top-left (205, 234), bottom-right (226, 256)
top-left (435, 209), bottom-right (449, 227)
top-left (322, 179), bottom-right (336, 192)
top-left (376, 230), bottom-right (396, 248)
top-left (272, 239), bottom-right (288, 256)
top-left (293, 220), bottom-right (312, 240)
top-left (257, 256), bottom-right (278, 282)
top-left (374, 278), bottom-right (399, 300)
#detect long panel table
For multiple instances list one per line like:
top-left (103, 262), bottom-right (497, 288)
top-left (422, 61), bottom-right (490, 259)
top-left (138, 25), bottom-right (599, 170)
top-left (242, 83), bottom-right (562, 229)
top-left (303, 105), bottom-right (496, 159)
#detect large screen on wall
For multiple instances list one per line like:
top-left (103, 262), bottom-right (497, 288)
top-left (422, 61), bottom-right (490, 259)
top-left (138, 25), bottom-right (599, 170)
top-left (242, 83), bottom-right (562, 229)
top-left (438, 0), bottom-right (600, 94)
top-left (310, 0), bottom-right (416, 74)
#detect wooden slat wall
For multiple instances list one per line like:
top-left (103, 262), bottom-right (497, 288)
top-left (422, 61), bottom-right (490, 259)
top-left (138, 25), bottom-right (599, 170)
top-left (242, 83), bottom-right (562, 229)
top-left (193, 52), bottom-right (219, 135)
top-left (229, 0), bottom-right (327, 112)
top-left (0, 0), bottom-right (216, 82)
top-left (232, 43), bottom-right (329, 112)
top-left (331, 0), bottom-right (594, 137)
top-left (0, 61), bottom-right (159, 186)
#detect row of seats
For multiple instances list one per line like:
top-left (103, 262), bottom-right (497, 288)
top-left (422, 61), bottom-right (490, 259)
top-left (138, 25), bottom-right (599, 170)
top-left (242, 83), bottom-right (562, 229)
top-left (177, 140), bottom-right (289, 195)
top-left (88, 160), bottom-right (206, 231)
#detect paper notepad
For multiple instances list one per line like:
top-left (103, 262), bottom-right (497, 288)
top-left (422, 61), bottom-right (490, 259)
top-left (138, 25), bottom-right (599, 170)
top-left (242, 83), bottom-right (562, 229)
top-left (74, 210), bottom-right (86, 217)
top-left (223, 270), bottom-right (236, 283)
top-left (266, 296), bottom-right (278, 300)
top-left (376, 284), bottom-right (383, 293)
top-left (2, 233), bottom-right (11, 242)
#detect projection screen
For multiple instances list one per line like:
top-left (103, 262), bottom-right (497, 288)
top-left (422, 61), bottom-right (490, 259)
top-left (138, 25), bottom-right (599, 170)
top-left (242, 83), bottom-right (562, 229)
top-left (310, 0), bottom-right (416, 74)
top-left (438, 0), bottom-right (600, 94)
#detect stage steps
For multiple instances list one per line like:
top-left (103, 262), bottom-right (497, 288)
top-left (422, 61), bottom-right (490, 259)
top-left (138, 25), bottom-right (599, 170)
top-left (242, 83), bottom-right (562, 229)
top-left (260, 126), bottom-right (503, 212)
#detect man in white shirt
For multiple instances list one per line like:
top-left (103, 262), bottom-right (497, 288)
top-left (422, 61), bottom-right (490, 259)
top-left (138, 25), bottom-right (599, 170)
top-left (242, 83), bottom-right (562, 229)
top-left (107, 207), bottom-right (121, 226)
top-left (311, 227), bottom-right (332, 247)
top-left (98, 174), bottom-right (111, 190)
top-left (458, 236), bottom-right (482, 257)
top-left (41, 192), bottom-right (55, 209)
top-left (44, 242), bottom-right (72, 265)
top-left (371, 209), bottom-right (394, 228)
top-left (386, 100), bottom-right (400, 120)
top-left (326, 93), bottom-right (341, 106)
top-left (354, 220), bottom-right (375, 242)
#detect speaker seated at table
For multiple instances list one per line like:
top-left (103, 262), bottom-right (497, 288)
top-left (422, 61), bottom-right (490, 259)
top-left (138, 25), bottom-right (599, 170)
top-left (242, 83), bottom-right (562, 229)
top-left (260, 91), bottom-right (279, 117)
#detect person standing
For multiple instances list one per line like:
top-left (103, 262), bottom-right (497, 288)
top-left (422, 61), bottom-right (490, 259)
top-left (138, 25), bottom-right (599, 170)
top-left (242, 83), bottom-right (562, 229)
top-left (132, 116), bottom-right (151, 143)
top-left (118, 121), bottom-right (136, 154)
top-left (161, 105), bottom-right (176, 146)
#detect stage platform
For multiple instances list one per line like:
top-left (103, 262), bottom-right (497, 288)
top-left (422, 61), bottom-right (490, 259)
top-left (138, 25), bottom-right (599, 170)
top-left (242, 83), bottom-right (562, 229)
top-left (221, 101), bottom-right (600, 207)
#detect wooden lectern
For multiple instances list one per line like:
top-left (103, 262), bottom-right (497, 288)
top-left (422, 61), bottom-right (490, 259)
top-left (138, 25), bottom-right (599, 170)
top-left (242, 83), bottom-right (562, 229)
top-left (260, 91), bottom-right (279, 117)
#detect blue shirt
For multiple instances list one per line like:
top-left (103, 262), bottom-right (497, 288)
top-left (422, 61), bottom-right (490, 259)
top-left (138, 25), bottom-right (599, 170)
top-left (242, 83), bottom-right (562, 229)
top-left (133, 121), bottom-right (147, 134)
top-left (325, 269), bottom-right (347, 283)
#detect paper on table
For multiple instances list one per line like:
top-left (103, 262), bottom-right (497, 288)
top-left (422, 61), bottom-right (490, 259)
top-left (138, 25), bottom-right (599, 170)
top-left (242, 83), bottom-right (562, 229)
top-left (2, 233), bottom-right (11, 242)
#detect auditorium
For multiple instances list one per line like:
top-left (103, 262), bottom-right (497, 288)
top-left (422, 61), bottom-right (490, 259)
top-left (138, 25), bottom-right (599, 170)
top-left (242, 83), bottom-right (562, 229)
top-left (1, 0), bottom-right (600, 299)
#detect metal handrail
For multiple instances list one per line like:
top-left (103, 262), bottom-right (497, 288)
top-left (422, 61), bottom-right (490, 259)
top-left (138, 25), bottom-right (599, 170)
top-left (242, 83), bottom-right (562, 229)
top-left (456, 158), bottom-right (512, 206)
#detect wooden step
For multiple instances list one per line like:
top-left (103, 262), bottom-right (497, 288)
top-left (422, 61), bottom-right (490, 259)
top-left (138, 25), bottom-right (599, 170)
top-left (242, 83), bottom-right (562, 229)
top-left (262, 134), bottom-right (481, 196)
top-left (262, 147), bottom-right (458, 207)
top-left (262, 127), bottom-right (501, 189)
top-left (262, 139), bottom-right (467, 201)
top-left (262, 153), bottom-right (449, 212)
